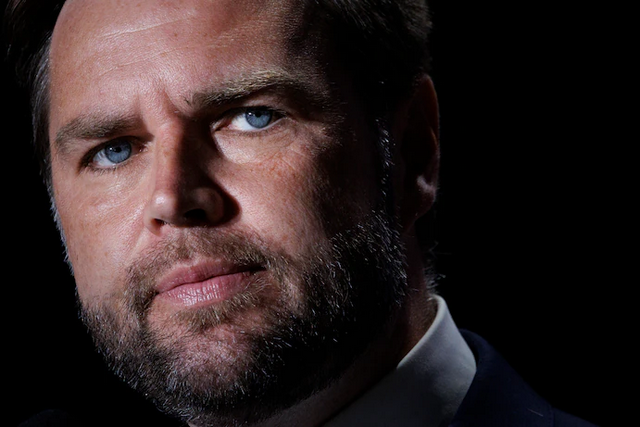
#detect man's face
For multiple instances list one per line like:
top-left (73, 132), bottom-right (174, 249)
top-left (48, 0), bottom-right (408, 424)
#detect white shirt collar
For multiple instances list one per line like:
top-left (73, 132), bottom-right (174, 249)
top-left (324, 296), bottom-right (476, 427)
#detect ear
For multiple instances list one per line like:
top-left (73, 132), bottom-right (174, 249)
top-left (394, 75), bottom-right (440, 233)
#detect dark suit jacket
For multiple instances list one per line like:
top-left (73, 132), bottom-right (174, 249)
top-left (19, 331), bottom-right (598, 427)
top-left (453, 331), bottom-right (597, 427)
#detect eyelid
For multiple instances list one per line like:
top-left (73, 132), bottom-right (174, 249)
top-left (80, 137), bottom-right (143, 172)
top-left (214, 106), bottom-right (286, 133)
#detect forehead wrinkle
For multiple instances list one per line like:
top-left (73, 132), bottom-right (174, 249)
top-left (81, 12), bottom-right (291, 84)
top-left (97, 15), bottom-right (197, 40)
top-left (92, 44), bottom-right (198, 80)
top-left (90, 26), bottom-right (272, 81)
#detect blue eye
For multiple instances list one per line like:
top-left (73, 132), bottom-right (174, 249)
top-left (245, 109), bottom-right (273, 129)
top-left (229, 108), bottom-right (278, 131)
top-left (92, 140), bottom-right (133, 168)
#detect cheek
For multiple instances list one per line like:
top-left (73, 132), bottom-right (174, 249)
top-left (50, 121), bottom-right (378, 302)
top-left (224, 145), bottom-right (331, 255)
top-left (54, 174), bottom-right (144, 301)
top-left (224, 129), bottom-right (377, 256)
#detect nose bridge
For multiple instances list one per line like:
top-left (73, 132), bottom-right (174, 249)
top-left (144, 120), bottom-right (224, 232)
top-left (153, 124), bottom-right (198, 191)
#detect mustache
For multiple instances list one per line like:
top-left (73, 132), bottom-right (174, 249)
top-left (122, 229), bottom-right (284, 317)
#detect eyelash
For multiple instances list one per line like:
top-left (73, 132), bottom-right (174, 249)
top-left (215, 106), bottom-right (286, 134)
top-left (80, 138), bottom-right (142, 172)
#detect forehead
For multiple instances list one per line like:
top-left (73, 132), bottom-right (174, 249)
top-left (53, 0), bottom-right (301, 54)
top-left (49, 0), bottom-right (310, 124)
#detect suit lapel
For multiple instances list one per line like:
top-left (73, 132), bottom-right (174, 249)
top-left (450, 331), bottom-right (554, 427)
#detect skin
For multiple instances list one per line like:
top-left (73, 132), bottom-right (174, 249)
top-left (48, 0), bottom-right (440, 425)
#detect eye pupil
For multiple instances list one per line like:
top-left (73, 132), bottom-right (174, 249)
top-left (105, 141), bottom-right (132, 164)
top-left (245, 109), bottom-right (273, 129)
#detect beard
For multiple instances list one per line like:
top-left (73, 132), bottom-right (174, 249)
top-left (79, 206), bottom-right (409, 427)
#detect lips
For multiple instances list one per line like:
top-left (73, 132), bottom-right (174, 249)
top-left (155, 260), bottom-right (262, 308)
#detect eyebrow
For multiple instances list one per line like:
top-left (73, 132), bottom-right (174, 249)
top-left (54, 112), bottom-right (141, 155)
top-left (187, 69), bottom-right (333, 113)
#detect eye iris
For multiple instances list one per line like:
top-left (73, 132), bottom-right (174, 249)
top-left (105, 141), bottom-right (132, 164)
top-left (245, 109), bottom-right (273, 129)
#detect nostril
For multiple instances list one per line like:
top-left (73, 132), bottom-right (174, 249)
top-left (184, 208), bottom-right (208, 224)
top-left (144, 184), bottom-right (227, 232)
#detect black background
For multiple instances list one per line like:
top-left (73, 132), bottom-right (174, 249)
top-left (3, 1), bottom-right (626, 426)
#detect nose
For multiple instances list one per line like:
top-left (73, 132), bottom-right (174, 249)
top-left (143, 128), bottom-right (226, 234)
